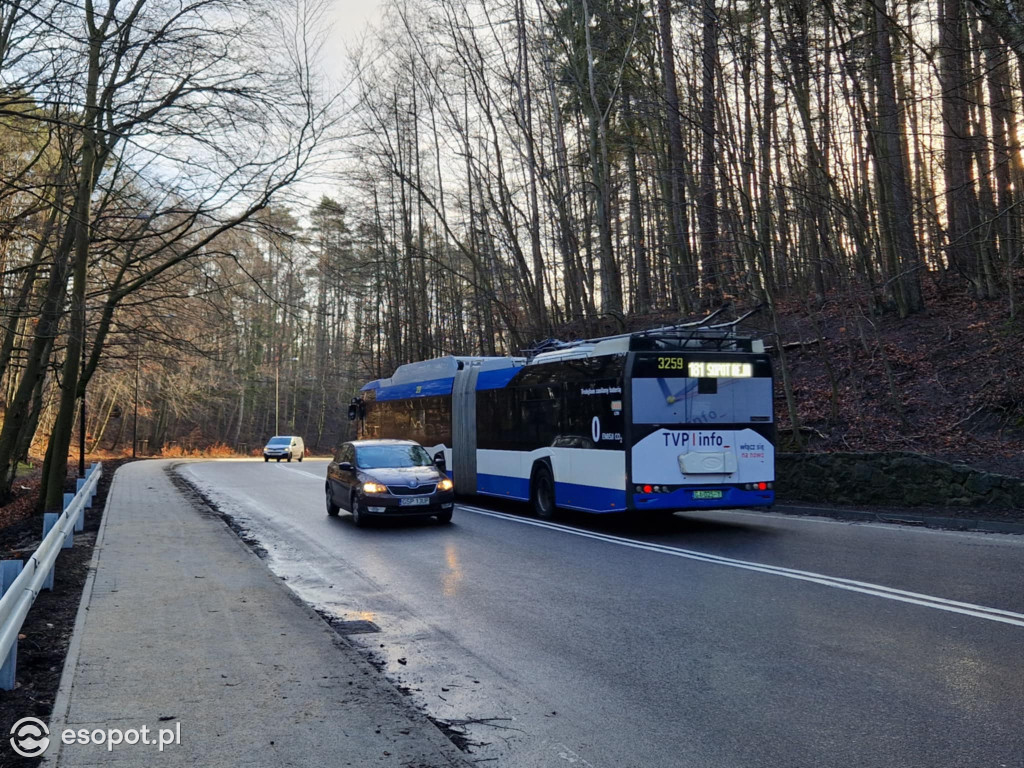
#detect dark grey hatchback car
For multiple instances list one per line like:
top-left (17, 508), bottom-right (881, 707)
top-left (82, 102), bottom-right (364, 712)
top-left (325, 439), bottom-right (455, 526)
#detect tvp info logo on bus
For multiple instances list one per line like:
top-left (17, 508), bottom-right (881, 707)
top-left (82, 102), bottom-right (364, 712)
top-left (10, 716), bottom-right (49, 757)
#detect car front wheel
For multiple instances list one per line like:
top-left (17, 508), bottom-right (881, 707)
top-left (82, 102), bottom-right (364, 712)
top-left (350, 494), bottom-right (366, 527)
top-left (436, 509), bottom-right (453, 524)
top-left (326, 484), bottom-right (340, 516)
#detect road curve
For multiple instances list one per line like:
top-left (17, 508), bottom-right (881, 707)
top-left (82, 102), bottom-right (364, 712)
top-left (179, 458), bottom-right (1024, 768)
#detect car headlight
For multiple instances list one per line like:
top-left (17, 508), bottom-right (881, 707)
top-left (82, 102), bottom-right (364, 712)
top-left (438, 478), bottom-right (454, 492)
top-left (362, 481), bottom-right (388, 494)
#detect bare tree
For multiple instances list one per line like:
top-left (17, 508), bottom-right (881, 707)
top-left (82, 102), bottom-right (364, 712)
top-left (0, 0), bottom-right (331, 506)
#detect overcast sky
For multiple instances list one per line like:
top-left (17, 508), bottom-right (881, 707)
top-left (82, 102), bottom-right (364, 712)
top-left (322, 0), bottom-right (385, 78)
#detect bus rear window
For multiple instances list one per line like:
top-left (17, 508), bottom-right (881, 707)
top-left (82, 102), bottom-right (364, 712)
top-left (631, 377), bottom-right (772, 425)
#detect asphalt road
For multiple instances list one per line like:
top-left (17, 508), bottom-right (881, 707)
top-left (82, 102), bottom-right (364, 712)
top-left (179, 458), bottom-right (1024, 768)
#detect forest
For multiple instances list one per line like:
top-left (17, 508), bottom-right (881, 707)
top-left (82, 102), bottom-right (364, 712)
top-left (2, 0), bottom-right (1023, 514)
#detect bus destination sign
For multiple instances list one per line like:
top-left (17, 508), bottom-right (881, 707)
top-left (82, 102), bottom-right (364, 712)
top-left (686, 361), bottom-right (752, 378)
top-left (633, 354), bottom-right (767, 379)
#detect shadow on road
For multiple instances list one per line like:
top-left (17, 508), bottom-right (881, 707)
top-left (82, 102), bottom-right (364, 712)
top-left (324, 512), bottom-right (457, 532)
top-left (457, 495), bottom-right (778, 543)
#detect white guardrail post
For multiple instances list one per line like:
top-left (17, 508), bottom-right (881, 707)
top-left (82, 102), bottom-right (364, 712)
top-left (0, 462), bottom-right (102, 690)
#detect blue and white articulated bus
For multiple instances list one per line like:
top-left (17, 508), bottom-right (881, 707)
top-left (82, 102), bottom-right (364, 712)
top-left (350, 314), bottom-right (775, 517)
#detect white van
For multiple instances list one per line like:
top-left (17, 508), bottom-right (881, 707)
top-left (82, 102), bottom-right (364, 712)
top-left (263, 435), bottom-right (304, 462)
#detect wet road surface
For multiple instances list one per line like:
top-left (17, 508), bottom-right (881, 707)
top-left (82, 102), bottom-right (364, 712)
top-left (179, 458), bottom-right (1024, 768)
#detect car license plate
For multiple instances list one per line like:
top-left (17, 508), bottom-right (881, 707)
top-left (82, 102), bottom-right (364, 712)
top-left (399, 497), bottom-right (430, 506)
top-left (693, 490), bottom-right (723, 500)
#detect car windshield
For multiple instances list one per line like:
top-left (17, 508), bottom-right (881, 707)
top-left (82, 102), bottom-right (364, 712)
top-left (267, 437), bottom-right (290, 446)
top-left (355, 445), bottom-right (433, 469)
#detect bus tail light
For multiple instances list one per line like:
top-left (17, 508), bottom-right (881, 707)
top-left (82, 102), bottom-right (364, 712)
top-left (634, 485), bottom-right (676, 495)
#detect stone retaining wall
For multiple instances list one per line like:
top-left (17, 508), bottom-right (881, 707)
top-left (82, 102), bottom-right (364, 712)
top-left (776, 452), bottom-right (1024, 508)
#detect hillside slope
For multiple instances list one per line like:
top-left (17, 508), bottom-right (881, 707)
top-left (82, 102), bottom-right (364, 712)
top-left (552, 283), bottom-right (1023, 480)
top-left (768, 285), bottom-right (1023, 478)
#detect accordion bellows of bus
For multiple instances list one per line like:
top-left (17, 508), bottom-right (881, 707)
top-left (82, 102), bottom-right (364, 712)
top-left (351, 312), bottom-right (775, 517)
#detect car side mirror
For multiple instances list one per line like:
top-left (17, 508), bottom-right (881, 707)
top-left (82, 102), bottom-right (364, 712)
top-left (338, 461), bottom-right (354, 471)
top-left (433, 453), bottom-right (446, 471)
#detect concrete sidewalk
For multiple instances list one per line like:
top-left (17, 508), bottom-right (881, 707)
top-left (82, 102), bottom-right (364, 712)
top-left (44, 460), bottom-right (470, 767)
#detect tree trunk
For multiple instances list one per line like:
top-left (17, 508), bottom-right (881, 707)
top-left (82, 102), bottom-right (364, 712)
top-left (939, 0), bottom-right (984, 295)
top-left (624, 95), bottom-right (650, 314)
top-left (582, 0), bottom-right (622, 314)
top-left (982, 20), bottom-right (1020, 310)
top-left (656, 0), bottom-right (694, 311)
top-left (0, 224), bottom-right (73, 499)
top-left (517, 0), bottom-right (547, 332)
top-left (698, 0), bottom-right (720, 305)
top-left (757, 0), bottom-right (776, 299)
top-left (872, 0), bottom-right (924, 314)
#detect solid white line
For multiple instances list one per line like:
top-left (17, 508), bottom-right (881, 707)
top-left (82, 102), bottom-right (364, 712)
top-left (457, 505), bottom-right (1024, 629)
top-left (276, 465), bottom-right (326, 479)
top-left (723, 507), bottom-right (1024, 539)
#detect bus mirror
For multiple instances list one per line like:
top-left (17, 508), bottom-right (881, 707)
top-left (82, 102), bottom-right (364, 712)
top-left (348, 397), bottom-right (364, 421)
top-left (433, 452), bottom-right (446, 471)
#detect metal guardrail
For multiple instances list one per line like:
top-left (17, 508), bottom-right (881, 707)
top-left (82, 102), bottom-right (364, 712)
top-left (0, 462), bottom-right (103, 690)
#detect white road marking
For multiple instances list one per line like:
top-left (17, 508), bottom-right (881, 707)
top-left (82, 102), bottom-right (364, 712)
top-left (458, 505), bottom-right (1024, 629)
top-left (274, 465), bottom-right (326, 479)
top-left (551, 742), bottom-right (598, 766)
top-left (705, 508), bottom-right (1024, 539)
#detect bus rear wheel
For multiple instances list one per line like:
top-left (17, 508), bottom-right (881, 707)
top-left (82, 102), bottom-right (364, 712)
top-left (531, 465), bottom-right (556, 520)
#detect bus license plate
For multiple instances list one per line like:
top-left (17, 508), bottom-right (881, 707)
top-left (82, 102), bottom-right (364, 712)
top-left (399, 497), bottom-right (430, 506)
top-left (693, 490), bottom-right (723, 500)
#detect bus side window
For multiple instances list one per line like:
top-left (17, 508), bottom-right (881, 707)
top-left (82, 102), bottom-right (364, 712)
top-left (477, 388), bottom-right (520, 450)
top-left (520, 391), bottom-right (559, 449)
